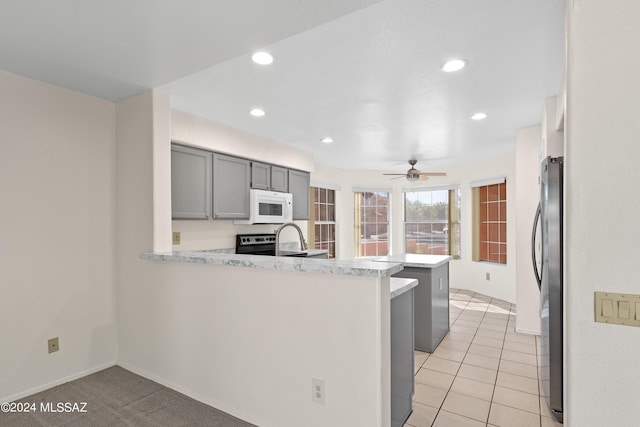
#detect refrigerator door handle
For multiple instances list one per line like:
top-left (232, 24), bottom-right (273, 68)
top-left (532, 202), bottom-right (542, 290)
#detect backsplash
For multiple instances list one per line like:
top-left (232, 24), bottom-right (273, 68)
top-left (172, 219), bottom-right (309, 251)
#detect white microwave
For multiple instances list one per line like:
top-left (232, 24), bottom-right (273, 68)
top-left (234, 189), bottom-right (293, 224)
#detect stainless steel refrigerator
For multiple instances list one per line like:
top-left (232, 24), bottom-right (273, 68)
top-left (532, 156), bottom-right (564, 423)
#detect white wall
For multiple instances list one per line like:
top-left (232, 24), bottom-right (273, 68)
top-left (118, 263), bottom-right (391, 427)
top-left (0, 70), bottom-right (117, 401)
top-left (565, 1), bottom-right (640, 426)
top-left (541, 96), bottom-right (564, 160)
top-left (445, 153), bottom-right (517, 303)
top-left (311, 152), bottom-right (517, 303)
top-left (515, 126), bottom-right (542, 334)
top-left (169, 109), bottom-right (315, 250)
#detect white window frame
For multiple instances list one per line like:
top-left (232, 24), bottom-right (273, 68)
top-left (353, 189), bottom-right (391, 258)
top-left (402, 185), bottom-right (461, 259)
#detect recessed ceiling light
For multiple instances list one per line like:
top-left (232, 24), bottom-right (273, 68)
top-left (471, 112), bottom-right (488, 120)
top-left (321, 137), bottom-right (333, 144)
top-left (441, 59), bottom-right (467, 72)
top-left (251, 51), bottom-right (274, 65)
top-left (249, 108), bottom-right (265, 117)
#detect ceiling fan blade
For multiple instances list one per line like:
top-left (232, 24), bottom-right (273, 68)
top-left (418, 172), bottom-right (447, 176)
top-left (391, 176), bottom-right (407, 180)
top-left (382, 173), bottom-right (406, 176)
top-left (419, 175), bottom-right (430, 181)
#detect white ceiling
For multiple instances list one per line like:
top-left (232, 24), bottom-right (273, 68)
top-left (1, 0), bottom-right (564, 171)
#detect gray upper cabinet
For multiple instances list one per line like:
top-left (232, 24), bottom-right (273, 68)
top-left (172, 143), bottom-right (305, 221)
top-left (271, 166), bottom-right (289, 192)
top-left (213, 154), bottom-right (251, 219)
top-left (171, 144), bottom-right (212, 220)
top-left (288, 169), bottom-right (311, 220)
top-left (251, 162), bottom-right (289, 192)
top-left (251, 162), bottom-right (271, 190)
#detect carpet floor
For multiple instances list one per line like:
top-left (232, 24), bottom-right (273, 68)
top-left (1, 366), bottom-right (255, 426)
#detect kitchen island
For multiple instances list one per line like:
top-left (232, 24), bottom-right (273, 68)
top-left (136, 250), bottom-right (404, 427)
top-left (375, 254), bottom-right (452, 353)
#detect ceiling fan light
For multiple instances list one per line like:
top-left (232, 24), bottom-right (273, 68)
top-left (406, 174), bottom-right (419, 182)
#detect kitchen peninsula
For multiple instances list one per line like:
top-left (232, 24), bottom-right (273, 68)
top-left (375, 254), bottom-right (451, 353)
top-left (138, 250), bottom-right (404, 427)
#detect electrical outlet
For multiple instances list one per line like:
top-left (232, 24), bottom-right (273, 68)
top-left (48, 337), bottom-right (59, 353)
top-left (486, 272), bottom-right (491, 281)
top-left (172, 231), bottom-right (181, 245)
top-left (312, 378), bottom-right (326, 405)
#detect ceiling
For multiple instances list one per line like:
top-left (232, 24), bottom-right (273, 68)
top-left (1, 0), bottom-right (564, 171)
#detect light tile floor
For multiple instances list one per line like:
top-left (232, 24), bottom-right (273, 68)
top-left (403, 288), bottom-right (563, 427)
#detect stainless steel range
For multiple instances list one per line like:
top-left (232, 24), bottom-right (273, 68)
top-left (235, 233), bottom-right (308, 257)
top-left (235, 234), bottom-right (278, 256)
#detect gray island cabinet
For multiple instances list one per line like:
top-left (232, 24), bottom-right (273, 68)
top-left (376, 254), bottom-right (451, 353)
top-left (390, 277), bottom-right (418, 427)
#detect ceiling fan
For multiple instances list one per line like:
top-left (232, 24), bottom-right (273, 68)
top-left (383, 159), bottom-right (446, 182)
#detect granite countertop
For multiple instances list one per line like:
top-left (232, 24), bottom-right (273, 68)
top-left (141, 251), bottom-right (403, 278)
top-left (195, 248), bottom-right (329, 257)
top-left (390, 277), bottom-right (419, 299)
top-left (373, 254), bottom-right (452, 268)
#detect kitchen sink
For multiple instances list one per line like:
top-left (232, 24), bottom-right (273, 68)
top-left (279, 250), bottom-right (309, 257)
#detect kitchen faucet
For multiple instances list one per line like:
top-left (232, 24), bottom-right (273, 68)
top-left (275, 222), bottom-right (308, 256)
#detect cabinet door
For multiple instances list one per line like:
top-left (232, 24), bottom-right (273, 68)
top-left (171, 144), bottom-right (212, 220)
top-left (213, 154), bottom-right (251, 219)
top-left (390, 289), bottom-right (415, 427)
top-left (271, 166), bottom-right (289, 192)
top-left (429, 264), bottom-right (450, 349)
top-left (251, 162), bottom-right (271, 190)
top-left (288, 169), bottom-right (310, 220)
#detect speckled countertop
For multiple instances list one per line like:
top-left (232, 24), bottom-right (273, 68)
top-left (140, 250), bottom-right (404, 278)
top-left (373, 254), bottom-right (452, 268)
top-left (390, 278), bottom-right (419, 299)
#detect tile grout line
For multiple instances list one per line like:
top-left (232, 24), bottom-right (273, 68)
top-left (436, 292), bottom-right (483, 427)
top-left (413, 289), bottom-right (540, 427)
top-left (479, 295), bottom-right (507, 426)
top-left (437, 290), bottom-right (531, 426)
top-left (443, 291), bottom-right (494, 426)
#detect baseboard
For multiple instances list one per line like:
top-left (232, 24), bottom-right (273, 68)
top-left (1, 361), bottom-right (117, 403)
top-left (515, 326), bottom-right (541, 335)
top-left (116, 361), bottom-right (259, 426)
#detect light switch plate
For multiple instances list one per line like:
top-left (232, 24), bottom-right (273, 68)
top-left (595, 292), bottom-right (640, 327)
top-left (172, 232), bottom-right (181, 245)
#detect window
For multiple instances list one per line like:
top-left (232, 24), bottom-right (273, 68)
top-left (309, 187), bottom-right (336, 258)
top-left (354, 191), bottom-right (389, 257)
top-left (404, 188), bottom-right (461, 258)
top-left (473, 180), bottom-right (507, 264)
